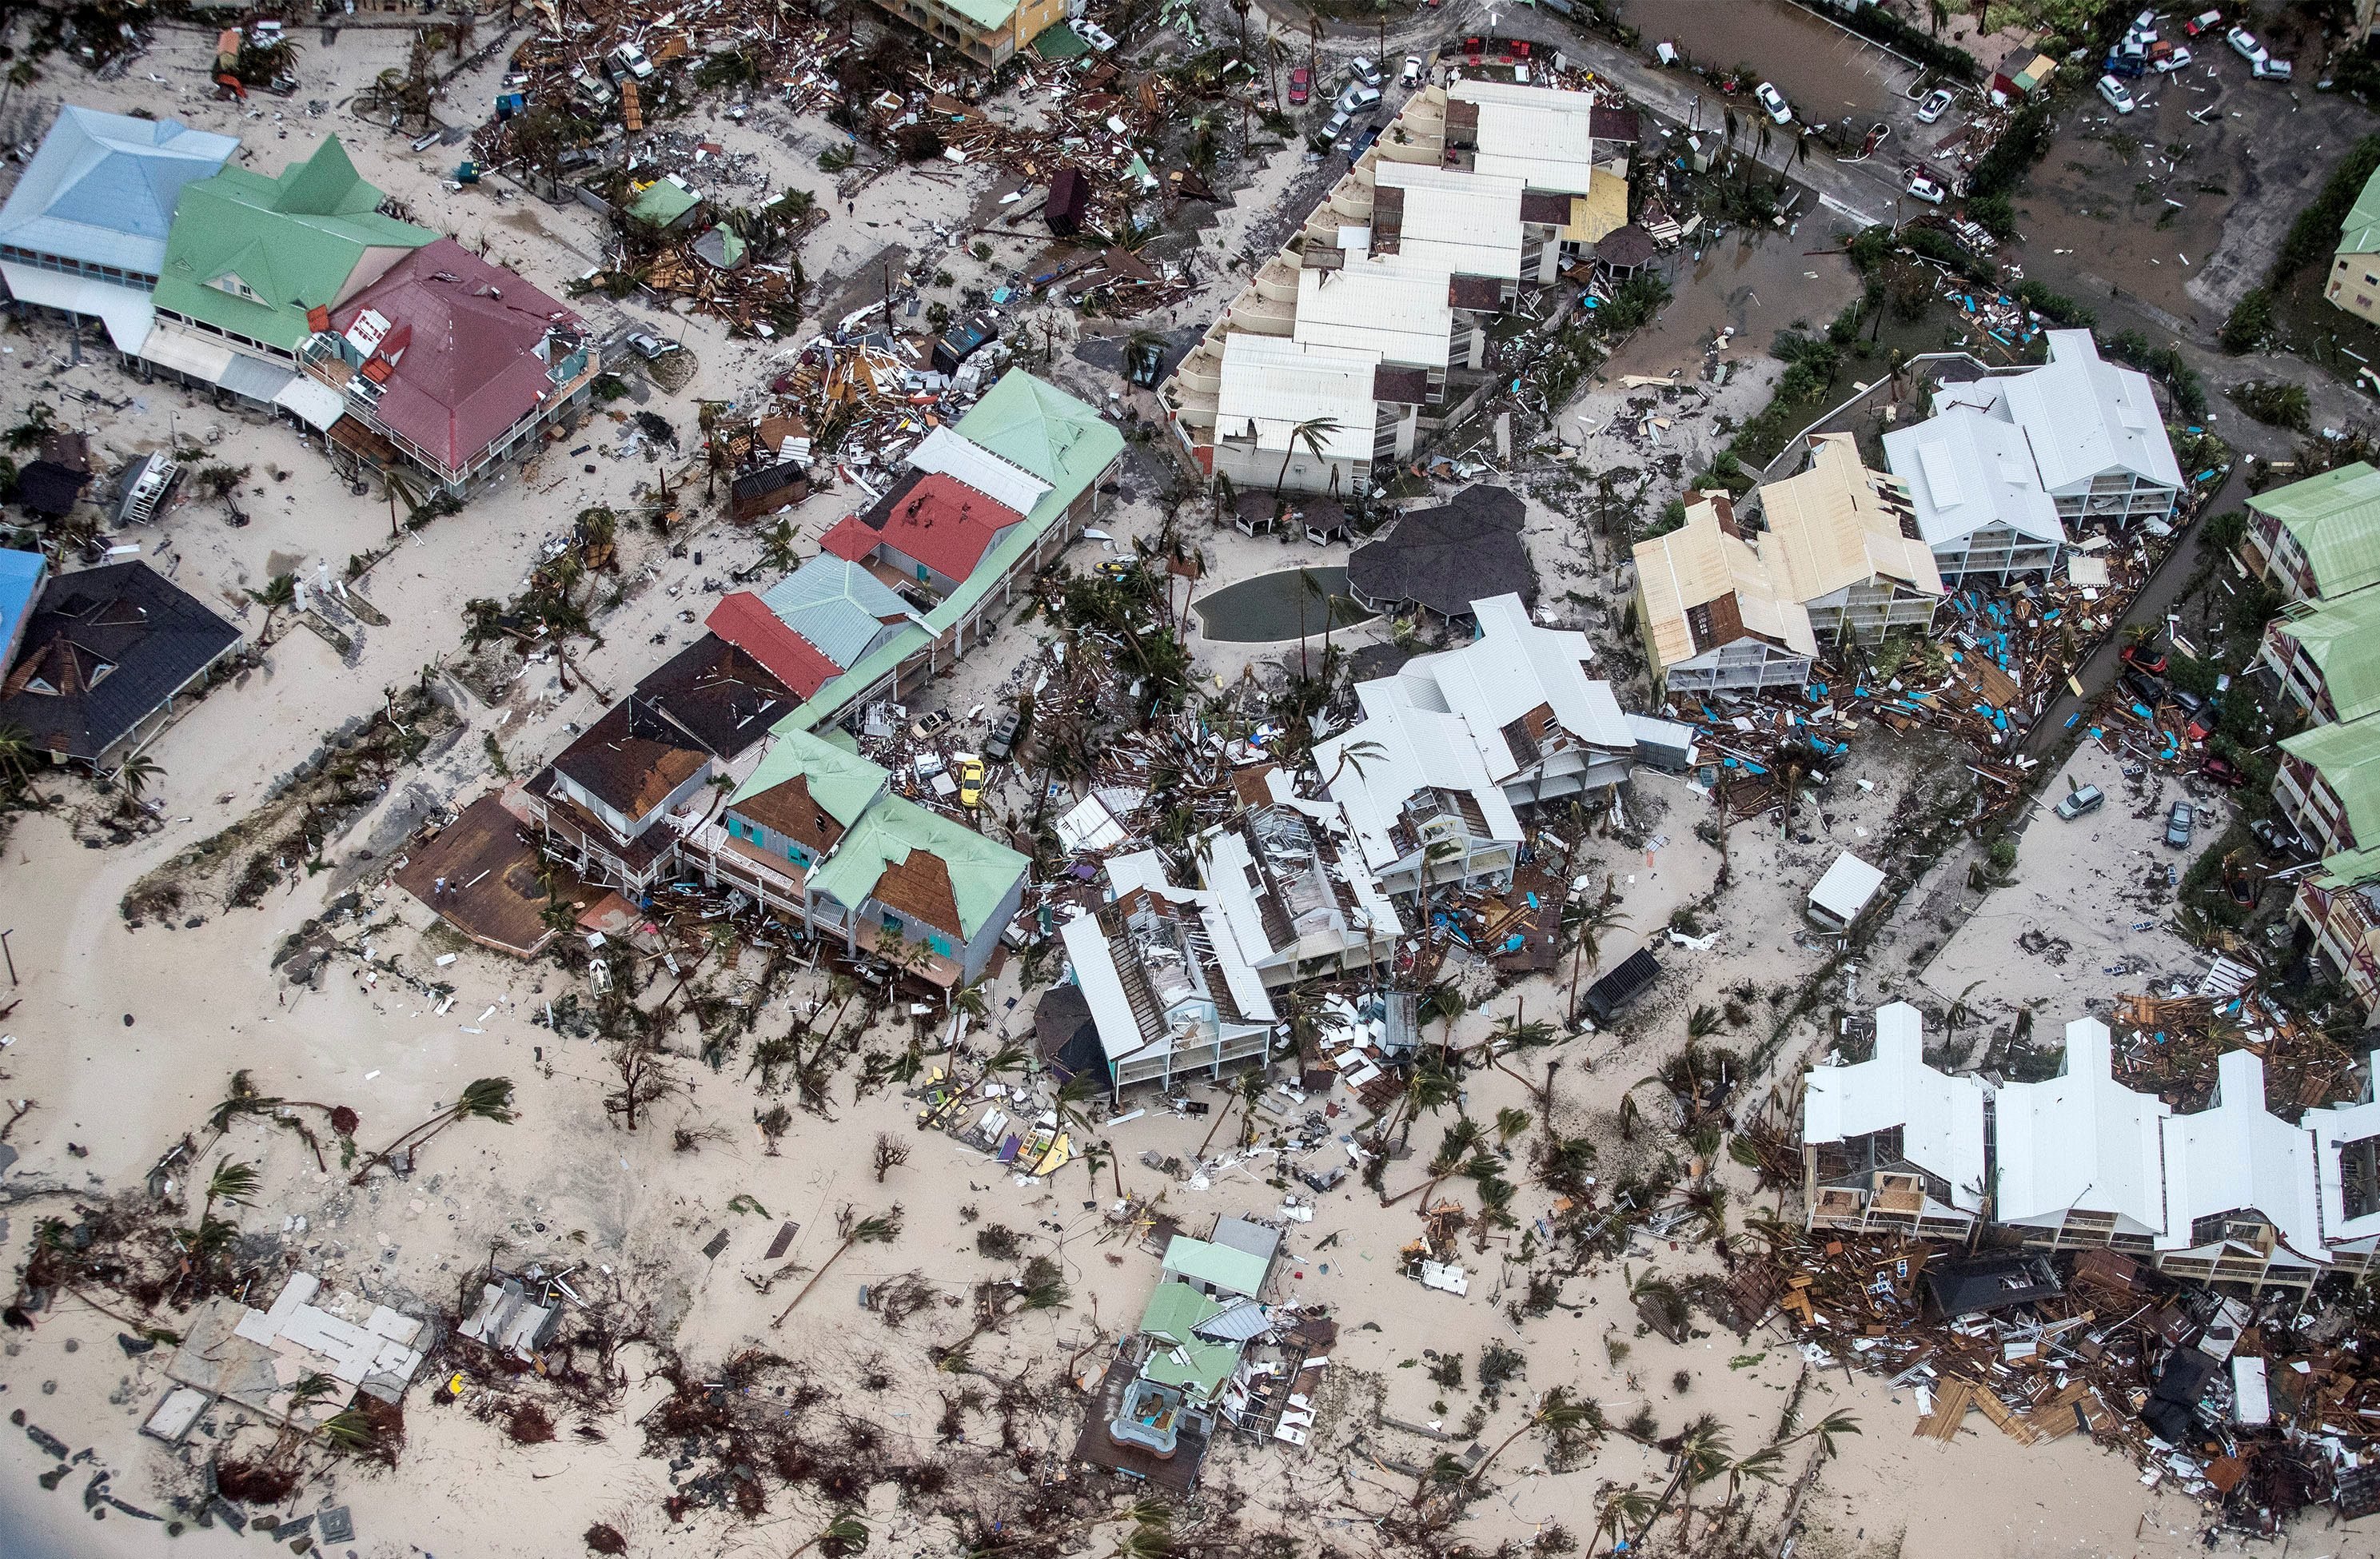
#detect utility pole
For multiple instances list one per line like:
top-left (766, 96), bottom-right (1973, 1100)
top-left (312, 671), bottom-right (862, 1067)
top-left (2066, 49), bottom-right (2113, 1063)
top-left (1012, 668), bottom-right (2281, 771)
top-left (1, 929), bottom-right (16, 987)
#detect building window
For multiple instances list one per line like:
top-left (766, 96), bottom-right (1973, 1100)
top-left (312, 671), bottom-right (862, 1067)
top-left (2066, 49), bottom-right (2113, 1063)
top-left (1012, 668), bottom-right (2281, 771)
top-left (880, 913), bottom-right (903, 937)
top-left (928, 934), bottom-right (953, 959)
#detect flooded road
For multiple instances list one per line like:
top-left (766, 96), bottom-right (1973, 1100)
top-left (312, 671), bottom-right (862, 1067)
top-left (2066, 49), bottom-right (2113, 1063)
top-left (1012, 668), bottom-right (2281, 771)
top-left (1619, 0), bottom-right (1923, 126)
top-left (1601, 225), bottom-right (1861, 379)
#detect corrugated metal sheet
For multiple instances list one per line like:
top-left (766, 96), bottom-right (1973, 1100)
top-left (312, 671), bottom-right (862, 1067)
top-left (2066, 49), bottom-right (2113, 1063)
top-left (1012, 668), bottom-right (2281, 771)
top-left (0, 107), bottom-right (237, 277)
top-left (907, 425), bottom-right (1049, 517)
top-left (759, 556), bottom-right (913, 670)
top-left (1293, 263), bottom-right (1450, 369)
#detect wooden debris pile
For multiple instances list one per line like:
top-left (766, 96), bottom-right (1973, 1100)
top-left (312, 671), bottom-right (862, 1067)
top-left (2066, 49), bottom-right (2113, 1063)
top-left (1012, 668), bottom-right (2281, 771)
top-left (2110, 991), bottom-right (2362, 1114)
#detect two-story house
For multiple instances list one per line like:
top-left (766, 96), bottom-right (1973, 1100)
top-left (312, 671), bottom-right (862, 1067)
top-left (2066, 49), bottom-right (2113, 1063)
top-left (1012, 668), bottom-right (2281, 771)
top-left (525, 636), bottom-right (794, 895)
top-left (1061, 852), bottom-right (1278, 1097)
top-left (1935, 329), bottom-right (2183, 532)
top-left (2276, 717), bottom-right (2380, 857)
top-left (1751, 434), bottom-right (1945, 641)
top-left (2262, 587), bottom-right (2380, 728)
top-left (1882, 403), bottom-right (2068, 584)
top-left (1633, 489), bottom-right (1819, 696)
top-left (1994, 1016), bottom-right (2171, 1252)
top-left (802, 788), bottom-right (1027, 987)
top-left (1315, 592), bottom-right (1633, 896)
top-left (2294, 845), bottom-right (2380, 1020)
top-left (2302, 1051), bottom-right (2380, 1277)
top-left (2241, 461), bottom-right (2380, 604)
top-left (1801, 1002), bottom-right (1989, 1240)
top-left (0, 106), bottom-right (237, 355)
top-left (2155, 1050), bottom-right (2332, 1294)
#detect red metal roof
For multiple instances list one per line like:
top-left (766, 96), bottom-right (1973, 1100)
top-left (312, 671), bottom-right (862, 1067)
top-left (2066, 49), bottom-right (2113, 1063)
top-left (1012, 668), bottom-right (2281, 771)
top-left (704, 590), bottom-right (841, 699)
top-left (831, 471), bottom-right (1020, 583)
top-left (329, 238), bottom-right (583, 476)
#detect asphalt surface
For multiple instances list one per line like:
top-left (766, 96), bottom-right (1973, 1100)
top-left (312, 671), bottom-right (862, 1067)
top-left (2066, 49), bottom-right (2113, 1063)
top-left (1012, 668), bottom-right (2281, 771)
top-left (2019, 465), bottom-right (2250, 757)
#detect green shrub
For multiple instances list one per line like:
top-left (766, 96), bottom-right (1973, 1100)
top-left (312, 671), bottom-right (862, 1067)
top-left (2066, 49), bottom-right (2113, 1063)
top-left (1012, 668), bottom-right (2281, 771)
top-left (2273, 135), bottom-right (2380, 283)
top-left (2219, 287), bottom-right (2274, 354)
top-left (1967, 101), bottom-right (2055, 201)
top-left (2013, 280), bottom-right (2095, 328)
top-left (2227, 379), bottom-right (2311, 432)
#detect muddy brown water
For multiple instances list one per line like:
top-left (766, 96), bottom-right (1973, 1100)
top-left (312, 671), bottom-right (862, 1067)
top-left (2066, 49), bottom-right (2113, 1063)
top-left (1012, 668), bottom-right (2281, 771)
top-left (1620, 0), bottom-right (1922, 126)
top-left (1600, 225), bottom-right (1863, 380)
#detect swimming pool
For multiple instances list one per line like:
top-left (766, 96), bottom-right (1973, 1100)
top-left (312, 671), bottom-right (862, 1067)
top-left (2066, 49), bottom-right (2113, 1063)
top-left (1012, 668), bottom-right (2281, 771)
top-left (1192, 566), bottom-right (1377, 644)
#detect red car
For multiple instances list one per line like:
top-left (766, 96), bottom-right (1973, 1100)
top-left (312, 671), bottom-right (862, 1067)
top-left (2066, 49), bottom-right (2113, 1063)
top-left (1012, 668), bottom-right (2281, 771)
top-left (2201, 755), bottom-right (2249, 787)
top-left (2119, 642), bottom-right (2169, 675)
top-left (1288, 66), bottom-right (1310, 105)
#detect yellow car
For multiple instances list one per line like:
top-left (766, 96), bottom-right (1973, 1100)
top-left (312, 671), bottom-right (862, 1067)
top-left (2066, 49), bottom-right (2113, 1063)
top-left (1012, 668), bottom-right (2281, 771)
top-left (958, 756), bottom-right (984, 810)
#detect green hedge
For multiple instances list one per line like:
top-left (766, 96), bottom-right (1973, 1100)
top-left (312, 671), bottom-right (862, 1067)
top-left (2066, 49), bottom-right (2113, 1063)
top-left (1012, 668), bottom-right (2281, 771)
top-left (2274, 134), bottom-right (2380, 283)
top-left (1835, 4), bottom-right (1980, 82)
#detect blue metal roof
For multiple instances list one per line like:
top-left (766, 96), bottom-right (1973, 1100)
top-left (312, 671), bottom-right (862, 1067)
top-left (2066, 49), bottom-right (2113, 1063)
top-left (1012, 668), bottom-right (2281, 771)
top-left (0, 106), bottom-right (238, 276)
top-left (759, 557), bottom-right (914, 669)
top-left (0, 548), bottom-right (51, 671)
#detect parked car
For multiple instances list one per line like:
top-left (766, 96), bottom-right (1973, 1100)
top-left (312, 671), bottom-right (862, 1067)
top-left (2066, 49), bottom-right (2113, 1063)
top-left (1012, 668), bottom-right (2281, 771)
top-left (2183, 10), bottom-right (2221, 36)
top-left (2154, 46), bottom-right (2194, 72)
top-left (2098, 73), bottom-right (2138, 112)
top-left (911, 709), bottom-right (953, 740)
top-left (2166, 800), bottom-right (2196, 849)
top-left (985, 710), bottom-right (1022, 764)
top-left (1075, 18), bottom-right (1117, 50)
top-left (2120, 668), bottom-right (2167, 707)
top-left (1288, 66), bottom-right (1310, 104)
top-left (2201, 755), bottom-right (2250, 787)
top-left (1349, 55), bottom-right (1382, 86)
top-left (2250, 816), bottom-right (2307, 857)
top-left (1401, 54), bottom-right (1425, 87)
top-left (2119, 641), bottom-right (2169, 675)
top-left (1905, 171), bottom-right (1947, 204)
top-left (626, 330), bottom-right (680, 360)
top-left (1915, 86), bottom-right (1955, 123)
top-left (2103, 52), bottom-right (2147, 78)
top-left (1317, 110), bottom-right (1349, 148)
top-left (1755, 81), bottom-right (1793, 124)
top-left (2132, 7), bottom-right (2159, 30)
top-left (2254, 55), bottom-right (2293, 78)
top-left (2055, 784), bottom-right (2106, 821)
top-left (1336, 82), bottom-right (1383, 114)
top-left (958, 756), bottom-right (984, 811)
top-left (2169, 685), bottom-right (2207, 716)
top-left (2227, 25), bottom-right (2267, 64)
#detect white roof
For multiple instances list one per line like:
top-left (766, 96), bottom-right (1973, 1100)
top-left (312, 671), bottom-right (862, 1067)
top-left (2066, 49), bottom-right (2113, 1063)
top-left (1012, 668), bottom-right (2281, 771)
top-left (1062, 855), bottom-right (1278, 1069)
top-left (1373, 161), bottom-right (1525, 281)
top-left (1294, 262), bottom-right (1451, 370)
top-left (1883, 405), bottom-right (2067, 550)
top-left (2159, 1049), bottom-right (2326, 1260)
top-left (1198, 800), bottom-right (1404, 971)
top-left (0, 261), bottom-right (153, 353)
top-left (1393, 593), bottom-right (1634, 783)
top-left (1947, 331), bottom-right (2183, 497)
top-left (1448, 78), bottom-right (1604, 194)
top-left (2305, 1049), bottom-right (2380, 1250)
top-left (1215, 333), bottom-right (1380, 461)
top-left (1994, 1017), bottom-right (2171, 1238)
top-left (1315, 696), bottom-right (1523, 878)
top-left (1808, 851), bottom-right (1885, 922)
top-left (907, 424), bottom-right (1051, 517)
top-left (1803, 1003), bottom-right (1990, 1211)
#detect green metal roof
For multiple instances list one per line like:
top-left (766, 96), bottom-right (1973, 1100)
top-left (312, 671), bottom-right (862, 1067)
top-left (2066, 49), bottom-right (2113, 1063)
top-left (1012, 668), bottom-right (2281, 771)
top-left (2282, 717), bottom-right (2380, 846)
top-left (803, 791), bottom-right (1027, 941)
top-left (928, 0), bottom-right (1018, 33)
top-left (2314, 841), bottom-right (2380, 890)
top-left (728, 725), bottom-right (886, 824)
top-left (2248, 463), bottom-right (2380, 600)
top-left (2342, 164), bottom-right (2380, 258)
top-left (2276, 590), bottom-right (2380, 724)
top-left (792, 375), bottom-right (1119, 733)
top-left (1033, 21), bottom-right (1090, 58)
top-left (627, 176), bottom-right (702, 228)
top-left (1137, 1282), bottom-right (1241, 1402)
top-left (152, 136), bottom-right (433, 351)
top-left (952, 370), bottom-right (1124, 499)
top-left (1159, 1235), bottom-right (1270, 1298)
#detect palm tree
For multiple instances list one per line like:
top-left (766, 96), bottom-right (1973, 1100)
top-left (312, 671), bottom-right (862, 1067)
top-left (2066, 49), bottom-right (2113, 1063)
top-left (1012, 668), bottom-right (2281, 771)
top-left (759, 517), bottom-right (802, 574)
top-left (1781, 1408), bottom-right (1860, 1458)
top-left (1640, 1415), bottom-right (1732, 1541)
top-left (1274, 415), bottom-right (1341, 495)
top-left (1720, 1443), bottom-right (1785, 1514)
top-left (349, 1078), bottom-right (515, 1182)
top-left (787, 1513), bottom-right (870, 1557)
top-left (382, 469), bottom-right (423, 540)
top-left (772, 1204), bottom-right (903, 1324)
top-left (1322, 737), bottom-right (1386, 792)
top-left (0, 721), bottom-right (33, 789)
top-left (114, 752), bottom-right (163, 803)
top-left (1469, 1386), bottom-right (1599, 1482)
top-left (1566, 883), bottom-right (1628, 1024)
top-left (1589, 1487), bottom-right (1656, 1556)
top-left (248, 572), bottom-right (297, 644)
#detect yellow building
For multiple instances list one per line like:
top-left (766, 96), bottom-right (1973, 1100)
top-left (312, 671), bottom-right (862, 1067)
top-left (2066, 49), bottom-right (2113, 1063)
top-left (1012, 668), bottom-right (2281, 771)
top-left (867, 0), bottom-right (1067, 68)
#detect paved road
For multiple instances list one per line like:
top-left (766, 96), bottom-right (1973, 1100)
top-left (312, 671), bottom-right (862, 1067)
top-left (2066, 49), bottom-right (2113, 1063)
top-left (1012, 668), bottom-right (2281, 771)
top-left (2019, 466), bottom-right (2250, 759)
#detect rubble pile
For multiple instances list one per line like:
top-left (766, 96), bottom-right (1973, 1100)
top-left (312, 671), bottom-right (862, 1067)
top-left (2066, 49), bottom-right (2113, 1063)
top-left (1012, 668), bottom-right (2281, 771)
top-left (2111, 991), bottom-right (2363, 1114)
top-left (1747, 1227), bottom-right (2380, 1533)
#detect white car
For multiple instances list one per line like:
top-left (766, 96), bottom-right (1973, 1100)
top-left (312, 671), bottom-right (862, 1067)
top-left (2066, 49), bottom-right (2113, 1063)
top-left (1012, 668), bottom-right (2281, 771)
top-left (2153, 46), bottom-right (2193, 72)
top-left (1905, 172), bottom-right (1947, 204)
top-left (2098, 73), bottom-right (2137, 113)
top-left (2227, 25), bottom-right (2267, 64)
top-left (1349, 55), bottom-right (1382, 86)
top-left (1336, 82), bottom-right (1382, 114)
top-left (2255, 55), bottom-right (2293, 78)
top-left (1916, 87), bottom-right (1954, 123)
top-left (1755, 82), bottom-right (1792, 125)
top-left (1076, 18), bottom-right (1117, 50)
top-left (1401, 54), bottom-right (1424, 87)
